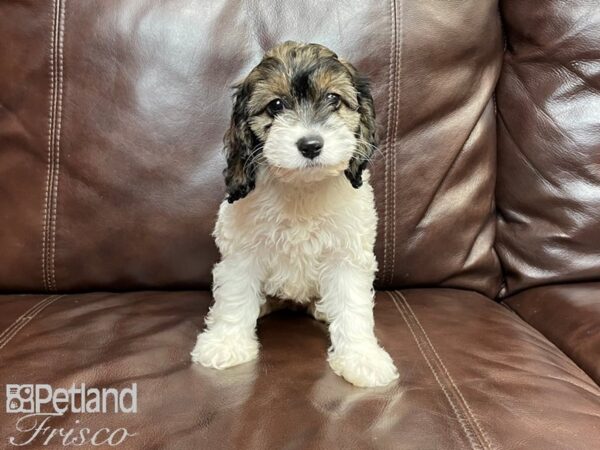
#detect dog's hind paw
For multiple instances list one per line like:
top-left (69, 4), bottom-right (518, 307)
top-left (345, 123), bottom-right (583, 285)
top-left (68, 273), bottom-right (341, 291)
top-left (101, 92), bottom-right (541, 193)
top-left (191, 330), bottom-right (259, 369)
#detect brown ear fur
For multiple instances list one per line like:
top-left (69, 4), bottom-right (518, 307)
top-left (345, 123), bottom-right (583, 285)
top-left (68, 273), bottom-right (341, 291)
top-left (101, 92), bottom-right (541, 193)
top-left (341, 61), bottom-right (378, 189)
top-left (223, 82), bottom-right (260, 203)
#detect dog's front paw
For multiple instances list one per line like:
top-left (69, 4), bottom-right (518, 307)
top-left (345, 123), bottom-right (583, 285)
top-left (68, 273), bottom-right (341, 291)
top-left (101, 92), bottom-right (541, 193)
top-left (191, 330), bottom-right (259, 369)
top-left (328, 345), bottom-right (399, 387)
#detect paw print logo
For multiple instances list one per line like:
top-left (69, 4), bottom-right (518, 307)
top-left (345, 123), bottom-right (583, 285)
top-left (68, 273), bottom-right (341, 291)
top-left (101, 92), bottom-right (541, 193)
top-left (6, 385), bottom-right (34, 413)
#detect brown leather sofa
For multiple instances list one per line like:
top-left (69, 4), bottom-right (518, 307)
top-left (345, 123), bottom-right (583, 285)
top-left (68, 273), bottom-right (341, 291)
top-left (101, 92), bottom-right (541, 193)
top-left (1, 1), bottom-right (599, 449)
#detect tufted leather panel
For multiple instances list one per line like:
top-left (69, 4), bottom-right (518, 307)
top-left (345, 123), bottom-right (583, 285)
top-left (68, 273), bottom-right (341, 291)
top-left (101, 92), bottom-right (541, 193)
top-left (1, 289), bottom-right (599, 449)
top-left (496, 0), bottom-right (600, 295)
top-left (505, 283), bottom-right (600, 385)
top-left (0, 0), bottom-right (502, 295)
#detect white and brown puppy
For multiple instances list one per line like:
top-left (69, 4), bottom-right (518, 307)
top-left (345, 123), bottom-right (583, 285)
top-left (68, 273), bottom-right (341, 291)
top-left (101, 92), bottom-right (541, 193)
top-left (191, 41), bottom-right (398, 387)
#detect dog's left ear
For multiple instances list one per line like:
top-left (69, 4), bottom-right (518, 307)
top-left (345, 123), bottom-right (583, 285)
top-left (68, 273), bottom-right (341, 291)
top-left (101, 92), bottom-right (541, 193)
top-left (341, 61), bottom-right (378, 189)
top-left (223, 81), bottom-right (260, 203)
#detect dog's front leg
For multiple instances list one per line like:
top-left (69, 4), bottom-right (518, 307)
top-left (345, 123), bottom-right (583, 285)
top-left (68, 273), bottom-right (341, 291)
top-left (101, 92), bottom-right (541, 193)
top-left (317, 262), bottom-right (399, 387)
top-left (191, 255), bottom-right (264, 369)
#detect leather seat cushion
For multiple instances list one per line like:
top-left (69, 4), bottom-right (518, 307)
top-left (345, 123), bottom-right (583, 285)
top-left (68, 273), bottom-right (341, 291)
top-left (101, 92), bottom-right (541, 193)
top-left (505, 283), bottom-right (600, 385)
top-left (1, 289), bottom-right (599, 449)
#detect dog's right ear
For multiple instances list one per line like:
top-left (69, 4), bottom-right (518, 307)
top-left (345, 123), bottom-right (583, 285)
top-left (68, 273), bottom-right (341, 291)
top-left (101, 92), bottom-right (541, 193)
top-left (223, 81), bottom-right (259, 203)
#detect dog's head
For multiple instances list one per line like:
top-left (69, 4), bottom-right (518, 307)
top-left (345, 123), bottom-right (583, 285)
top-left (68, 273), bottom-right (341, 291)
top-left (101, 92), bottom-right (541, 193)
top-left (223, 41), bottom-right (378, 203)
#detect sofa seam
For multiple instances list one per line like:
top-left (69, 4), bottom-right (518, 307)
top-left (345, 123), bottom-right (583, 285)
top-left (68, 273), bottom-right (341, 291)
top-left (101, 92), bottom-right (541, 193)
top-left (382, 0), bottom-right (397, 286)
top-left (388, 291), bottom-right (481, 450)
top-left (0, 295), bottom-right (56, 342)
top-left (393, 290), bottom-right (495, 450)
top-left (50, 0), bottom-right (66, 292)
top-left (388, 291), bottom-right (489, 450)
top-left (0, 295), bottom-right (64, 350)
top-left (43, 0), bottom-right (65, 292)
top-left (389, 0), bottom-right (403, 286)
top-left (42, 0), bottom-right (58, 292)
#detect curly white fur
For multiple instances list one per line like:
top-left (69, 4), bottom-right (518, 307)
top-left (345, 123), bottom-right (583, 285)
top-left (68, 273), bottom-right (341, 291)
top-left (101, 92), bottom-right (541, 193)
top-left (191, 163), bottom-right (399, 387)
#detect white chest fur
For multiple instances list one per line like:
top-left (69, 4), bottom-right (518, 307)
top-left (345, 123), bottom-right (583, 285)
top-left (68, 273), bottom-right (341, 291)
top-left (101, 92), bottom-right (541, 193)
top-left (213, 170), bottom-right (378, 303)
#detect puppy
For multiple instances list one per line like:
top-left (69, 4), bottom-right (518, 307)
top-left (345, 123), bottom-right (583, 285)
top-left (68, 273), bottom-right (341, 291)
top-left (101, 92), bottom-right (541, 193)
top-left (191, 41), bottom-right (399, 387)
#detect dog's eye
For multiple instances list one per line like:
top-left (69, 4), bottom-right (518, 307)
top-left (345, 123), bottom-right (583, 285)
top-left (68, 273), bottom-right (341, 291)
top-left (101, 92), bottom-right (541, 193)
top-left (325, 93), bottom-right (341, 110)
top-left (267, 98), bottom-right (285, 116)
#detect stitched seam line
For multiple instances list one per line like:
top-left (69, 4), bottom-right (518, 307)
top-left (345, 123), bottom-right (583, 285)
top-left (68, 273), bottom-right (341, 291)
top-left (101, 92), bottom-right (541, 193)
top-left (43, 0), bottom-right (65, 292)
top-left (391, 291), bottom-right (494, 450)
top-left (389, 0), bottom-right (403, 286)
top-left (389, 291), bottom-right (483, 450)
top-left (0, 296), bottom-right (57, 341)
top-left (43, 0), bottom-right (59, 291)
top-left (0, 296), bottom-right (64, 350)
top-left (397, 291), bottom-right (494, 450)
top-left (383, 0), bottom-right (397, 286)
top-left (387, 291), bottom-right (486, 450)
top-left (50, 0), bottom-right (66, 291)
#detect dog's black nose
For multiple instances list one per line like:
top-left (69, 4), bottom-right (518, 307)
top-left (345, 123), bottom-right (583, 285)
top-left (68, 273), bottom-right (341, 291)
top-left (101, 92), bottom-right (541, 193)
top-left (296, 135), bottom-right (323, 159)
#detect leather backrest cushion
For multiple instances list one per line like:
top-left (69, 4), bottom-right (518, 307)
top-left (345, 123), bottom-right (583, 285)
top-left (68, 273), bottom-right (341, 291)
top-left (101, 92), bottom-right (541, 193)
top-left (496, 1), bottom-right (600, 295)
top-left (0, 1), bottom-right (502, 295)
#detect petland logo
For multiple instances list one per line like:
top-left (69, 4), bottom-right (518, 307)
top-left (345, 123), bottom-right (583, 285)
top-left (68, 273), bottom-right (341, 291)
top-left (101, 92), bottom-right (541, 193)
top-left (5, 383), bottom-right (138, 447)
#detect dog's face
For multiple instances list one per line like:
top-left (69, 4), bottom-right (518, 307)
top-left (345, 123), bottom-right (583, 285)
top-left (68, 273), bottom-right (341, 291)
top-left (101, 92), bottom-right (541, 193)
top-left (223, 41), bottom-right (377, 203)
